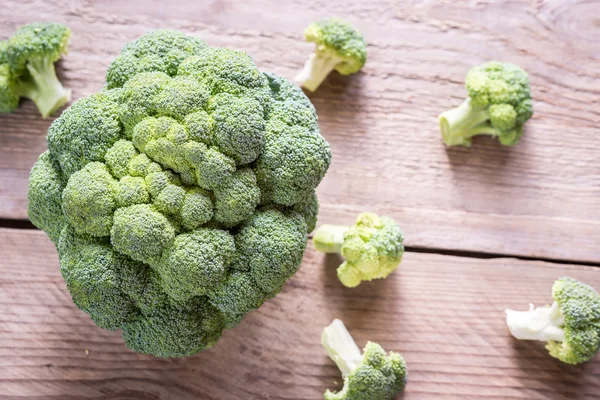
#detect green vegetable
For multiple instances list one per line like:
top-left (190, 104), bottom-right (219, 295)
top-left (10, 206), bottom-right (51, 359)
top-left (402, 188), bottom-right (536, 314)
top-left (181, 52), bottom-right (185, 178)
top-left (438, 61), bottom-right (533, 147)
top-left (506, 277), bottom-right (600, 364)
top-left (28, 30), bottom-right (332, 357)
top-left (313, 213), bottom-right (404, 287)
top-left (0, 23), bottom-right (71, 117)
top-left (322, 319), bottom-right (407, 400)
top-left (295, 18), bottom-right (367, 92)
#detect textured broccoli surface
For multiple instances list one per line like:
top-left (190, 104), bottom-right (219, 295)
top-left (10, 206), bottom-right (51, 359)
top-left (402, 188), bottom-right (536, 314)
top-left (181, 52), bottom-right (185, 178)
top-left (438, 61), bottom-right (533, 147)
top-left (506, 277), bottom-right (600, 364)
top-left (322, 319), bottom-right (407, 400)
top-left (28, 30), bottom-right (331, 357)
top-left (313, 213), bottom-right (404, 287)
top-left (295, 18), bottom-right (367, 92)
top-left (0, 22), bottom-right (71, 117)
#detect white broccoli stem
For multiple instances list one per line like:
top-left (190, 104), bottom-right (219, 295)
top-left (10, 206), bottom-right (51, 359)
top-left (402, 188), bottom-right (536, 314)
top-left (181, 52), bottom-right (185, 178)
top-left (438, 98), bottom-right (491, 146)
top-left (505, 302), bottom-right (565, 342)
top-left (322, 319), bottom-right (363, 377)
top-left (312, 224), bottom-right (349, 253)
top-left (18, 57), bottom-right (71, 118)
top-left (295, 53), bottom-right (339, 92)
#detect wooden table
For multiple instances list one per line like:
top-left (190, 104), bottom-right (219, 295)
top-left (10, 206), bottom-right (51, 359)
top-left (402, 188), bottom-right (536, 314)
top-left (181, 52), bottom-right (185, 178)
top-left (1, 1), bottom-right (599, 399)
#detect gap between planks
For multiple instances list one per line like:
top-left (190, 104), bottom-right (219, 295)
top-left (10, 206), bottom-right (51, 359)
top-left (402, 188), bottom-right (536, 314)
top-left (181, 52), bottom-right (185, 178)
top-left (1, 218), bottom-right (597, 268)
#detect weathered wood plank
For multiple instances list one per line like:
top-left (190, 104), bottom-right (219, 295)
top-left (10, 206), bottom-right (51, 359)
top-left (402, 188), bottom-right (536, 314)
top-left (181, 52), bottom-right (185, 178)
top-left (0, 0), bottom-right (599, 262)
top-left (1, 228), bottom-right (599, 399)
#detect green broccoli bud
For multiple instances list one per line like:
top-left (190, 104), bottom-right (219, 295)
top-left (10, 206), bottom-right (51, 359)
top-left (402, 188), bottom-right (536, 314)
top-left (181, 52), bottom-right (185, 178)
top-left (313, 213), bottom-right (404, 288)
top-left (121, 296), bottom-right (224, 358)
top-left (322, 319), bottom-right (408, 400)
top-left (1, 23), bottom-right (71, 117)
top-left (295, 18), bottom-right (367, 92)
top-left (439, 61), bottom-right (533, 147)
top-left (506, 277), bottom-right (600, 364)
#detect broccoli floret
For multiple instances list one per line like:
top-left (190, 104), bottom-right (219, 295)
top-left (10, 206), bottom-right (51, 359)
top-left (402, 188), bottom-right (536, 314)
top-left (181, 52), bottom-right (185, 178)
top-left (295, 18), bottom-right (367, 92)
top-left (1, 23), bottom-right (71, 117)
top-left (439, 61), bottom-right (533, 147)
top-left (28, 30), bottom-right (331, 358)
top-left (313, 213), bottom-right (404, 287)
top-left (506, 277), bottom-right (600, 364)
top-left (322, 319), bottom-right (407, 400)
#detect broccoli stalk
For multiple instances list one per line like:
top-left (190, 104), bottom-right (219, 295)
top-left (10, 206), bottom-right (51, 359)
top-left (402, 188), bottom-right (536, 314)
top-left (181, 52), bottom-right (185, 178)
top-left (322, 319), bottom-right (364, 377)
top-left (16, 57), bottom-right (71, 118)
top-left (506, 302), bottom-right (566, 342)
top-left (295, 18), bottom-right (367, 92)
top-left (313, 213), bottom-right (404, 287)
top-left (296, 53), bottom-right (344, 93)
top-left (322, 319), bottom-right (408, 400)
top-left (505, 277), bottom-right (600, 364)
top-left (439, 99), bottom-right (509, 147)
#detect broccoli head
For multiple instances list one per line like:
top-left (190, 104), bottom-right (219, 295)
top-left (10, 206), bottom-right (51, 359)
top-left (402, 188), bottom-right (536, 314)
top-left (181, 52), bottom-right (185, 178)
top-left (506, 277), bottom-right (600, 364)
top-left (439, 61), bottom-right (533, 147)
top-left (295, 18), bottom-right (367, 92)
top-left (322, 319), bottom-right (407, 400)
top-left (28, 30), bottom-right (331, 357)
top-left (313, 213), bottom-right (404, 287)
top-left (1, 22), bottom-right (71, 117)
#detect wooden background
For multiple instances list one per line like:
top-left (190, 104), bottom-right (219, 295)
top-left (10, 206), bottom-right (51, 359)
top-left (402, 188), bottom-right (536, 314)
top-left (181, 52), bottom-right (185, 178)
top-left (0, 0), bottom-right (599, 399)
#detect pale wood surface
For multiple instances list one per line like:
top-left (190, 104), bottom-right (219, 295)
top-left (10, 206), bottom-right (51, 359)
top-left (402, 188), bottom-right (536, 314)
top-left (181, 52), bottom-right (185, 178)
top-left (1, 227), bottom-right (600, 399)
top-left (0, 0), bottom-right (599, 262)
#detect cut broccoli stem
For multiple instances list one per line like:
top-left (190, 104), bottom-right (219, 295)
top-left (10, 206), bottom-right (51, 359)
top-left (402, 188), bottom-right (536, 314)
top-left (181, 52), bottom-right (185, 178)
top-left (312, 224), bottom-right (348, 253)
top-left (438, 99), bottom-right (493, 146)
top-left (321, 319), bottom-right (363, 377)
top-left (505, 302), bottom-right (566, 342)
top-left (295, 53), bottom-right (339, 92)
top-left (17, 57), bottom-right (71, 118)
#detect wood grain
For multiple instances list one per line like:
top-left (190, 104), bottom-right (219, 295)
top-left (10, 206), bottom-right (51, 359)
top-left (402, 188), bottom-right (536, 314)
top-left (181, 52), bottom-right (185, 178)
top-left (0, 0), bottom-right (599, 262)
top-left (1, 227), bottom-right (600, 400)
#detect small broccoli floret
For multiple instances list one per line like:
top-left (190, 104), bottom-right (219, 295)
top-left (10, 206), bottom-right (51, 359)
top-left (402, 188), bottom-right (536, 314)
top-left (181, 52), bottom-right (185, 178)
top-left (313, 213), bottom-right (404, 288)
top-left (295, 18), bottom-right (367, 92)
top-left (439, 61), bottom-right (533, 147)
top-left (1, 23), bottom-right (71, 117)
top-left (506, 277), bottom-right (600, 364)
top-left (322, 319), bottom-right (407, 400)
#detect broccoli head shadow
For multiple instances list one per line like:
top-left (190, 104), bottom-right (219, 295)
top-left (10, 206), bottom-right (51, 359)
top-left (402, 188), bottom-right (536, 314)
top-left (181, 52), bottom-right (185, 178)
top-left (511, 339), bottom-right (589, 399)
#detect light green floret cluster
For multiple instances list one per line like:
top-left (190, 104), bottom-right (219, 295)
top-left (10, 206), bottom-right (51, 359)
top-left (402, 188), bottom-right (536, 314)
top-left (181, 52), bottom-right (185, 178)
top-left (28, 30), bottom-right (331, 357)
top-left (322, 319), bottom-right (407, 400)
top-left (0, 22), bottom-right (71, 117)
top-left (295, 18), bottom-right (367, 92)
top-left (313, 213), bottom-right (404, 287)
top-left (506, 277), bottom-right (600, 365)
top-left (439, 61), bottom-right (533, 147)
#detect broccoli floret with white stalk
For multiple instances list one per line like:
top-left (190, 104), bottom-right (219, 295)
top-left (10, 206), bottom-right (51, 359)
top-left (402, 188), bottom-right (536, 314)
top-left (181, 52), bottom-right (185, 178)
top-left (313, 213), bottom-right (404, 287)
top-left (322, 319), bottom-right (407, 400)
top-left (506, 277), bottom-right (600, 364)
top-left (295, 18), bottom-right (366, 92)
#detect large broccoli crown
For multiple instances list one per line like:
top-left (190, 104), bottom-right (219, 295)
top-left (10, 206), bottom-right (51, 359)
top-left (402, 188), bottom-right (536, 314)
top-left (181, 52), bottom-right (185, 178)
top-left (28, 30), bottom-right (331, 357)
top-left (439, 61), bottom-right (533, 147)
top-left (295, 18), bottom-right (367, 92)
top-left (547, 277), bottom-right (600, 364)
top-left (313, 213), bottom-right (404, 287)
